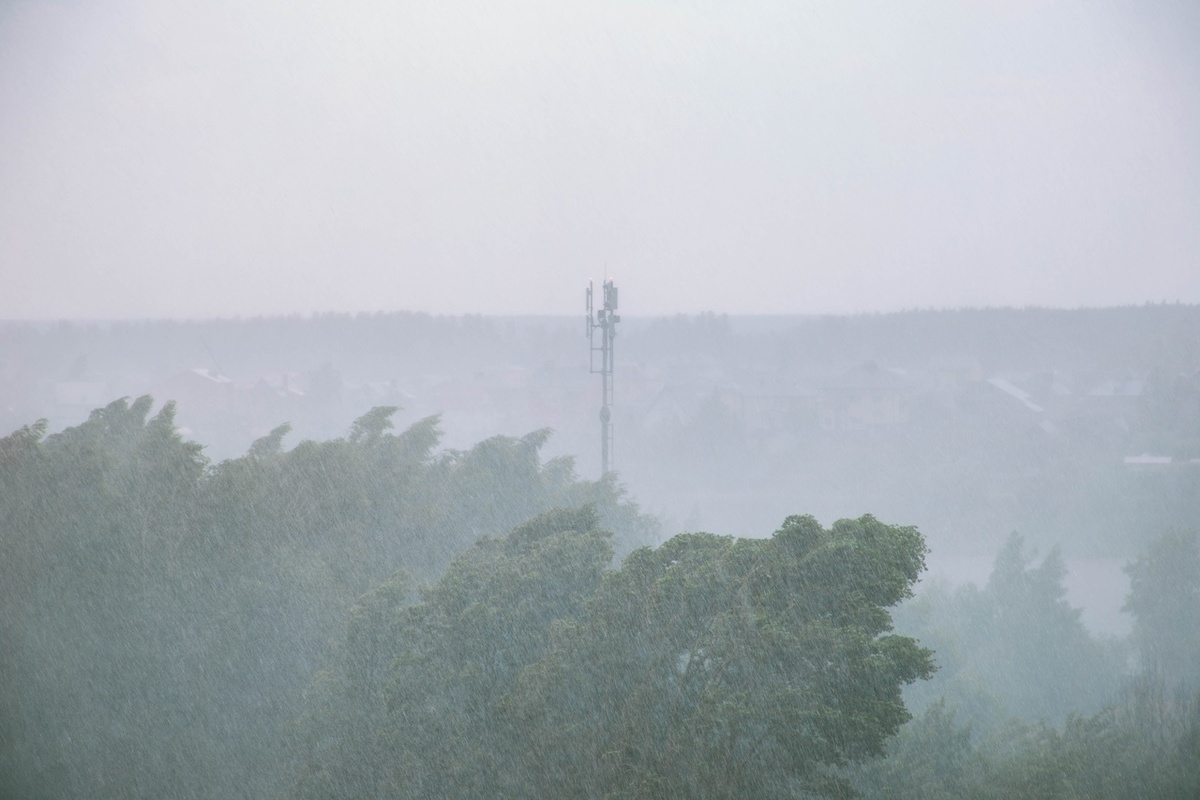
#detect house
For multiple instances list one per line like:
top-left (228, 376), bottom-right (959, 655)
top-left (1082, 375), bottom-right (1144, 422)
top-left (1123, 453), bottom-right (1172, 470)
top-left (151, 368), bottom-right (235, 415)
top-left (926, 356), bottom-right (984, 392)
top-left (741, 391), bottom-right (819, 437)
top-left (818, 362), bottom-right (911, 429)
top-left (986, 377), bottom-right (1045, 413)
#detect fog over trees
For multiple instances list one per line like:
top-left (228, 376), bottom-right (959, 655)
top-left (5, 1), bottom-right (1197, 793)
top-left (2, 306), bottom-right (1199, 797)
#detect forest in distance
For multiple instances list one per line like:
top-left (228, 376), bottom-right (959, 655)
top-left (1, 305), bottom-right (1199, 797)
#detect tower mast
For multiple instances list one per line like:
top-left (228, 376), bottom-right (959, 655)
top-left (586, 279), bottom-right (619, 476)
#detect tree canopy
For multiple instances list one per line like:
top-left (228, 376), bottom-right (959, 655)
top-left (292, 511), bottom-right (934, 799)
top-left (895, 533), bottom-right (1124, 734)
top-left (1124, 529), bottom-right (1200, 690)
top-left (0, 400), bottom-right (654, 799)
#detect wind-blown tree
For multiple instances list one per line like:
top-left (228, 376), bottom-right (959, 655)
top-left (0, 400), bottom-right (655, 800)
top-left (511, 514), bottom-right (933, 799)
top-left (293, 511), bottom-right (934, 799)
top-left (0, 398), bottom-right (208, 799)
top-left (290, 506), bottom-right (615, 798)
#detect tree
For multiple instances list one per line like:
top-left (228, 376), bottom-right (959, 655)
top-left (290, 506), bottom-right (615, 798)
top-left (898, 533), bottom-right (1124, 733)
top-left (510, 514), bottom-right (933, 798)
top-left (0, 397), bottom-right (210, 800)
top-left (0, 402), bottom-right (657, 800)
top-left (850, 674), bottom-right (1200, 800)
top-left (846, 701), bottom-right (977, 800)
top-left (1124, 529), bottom-right (1200, 690)
top-left (347, 405), bottom-right (398, 444)
top-left (299, 511), bottom-right (933, 798)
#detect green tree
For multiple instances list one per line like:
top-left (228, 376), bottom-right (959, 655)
top-left (1124, 529), bottom-right (1200, 690)
top-left (292, 512), bottom-right (932, 799)
top-left (511, 514), bottom-right (933, 799)
top-left (0, 397), bottom-right (209, 799)
top-left (847, 701), bottom-right (978, 800)
top-left (899, 534), bottom-right (1124, 732)
top-left (290, 506), bottom-right (614, 798)
top-left (1, 401), bottom-right (657, 799)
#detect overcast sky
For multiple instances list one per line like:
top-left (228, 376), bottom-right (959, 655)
top-left (1, 0), bottom-right (1197, 319)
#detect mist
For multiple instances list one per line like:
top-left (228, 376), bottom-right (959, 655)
top-left (3, 2), bottom-right (1200, 798)
top-left (3, 1), bottom-right (1199, 318)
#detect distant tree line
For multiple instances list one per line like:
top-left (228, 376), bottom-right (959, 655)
top-left (849, 528), bottom-right (1200, 799)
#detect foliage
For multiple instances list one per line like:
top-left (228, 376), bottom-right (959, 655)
top-left (846, 701), bottom-right (978, 800)
top-left (293, 512), bottom-right (934, 799)
top-left (897, 533), bottom-right (1124, 734)
top-left (849, 530), bottom-right (1200, 799)
top-left (1124, 529), bottom-right (1200, 689)
top-left (850, 681), bottom-right (1200, 800)
top-left (0, 400), bottom-right (654, 799)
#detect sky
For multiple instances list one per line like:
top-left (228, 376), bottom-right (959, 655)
top-left (1, 0), bottom-right (1198, 320)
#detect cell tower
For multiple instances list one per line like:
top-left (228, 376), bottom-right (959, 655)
top-left (586, 279), bottom-right (619, 476)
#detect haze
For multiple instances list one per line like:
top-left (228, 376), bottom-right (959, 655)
top-left (2, 0), bottom-right (1198, 320)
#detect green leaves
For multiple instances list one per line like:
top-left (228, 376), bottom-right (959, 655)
top-left (1, 396), bottom-right (939, 799)
top-left (347, 405), bottom-right (399, 445)
top-left (1, 402), bottom-right (655, 799)
top-left (313, 511), bottom-right (933, 799)
top-left (898, 533), bottom-right (1126, 735)
top-left (1124, 529), bottom-right (1200, 689)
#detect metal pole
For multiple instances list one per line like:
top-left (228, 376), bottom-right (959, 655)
top-left (587, 279), bottom-right (619, 477)
top-left (601, 316), bottom-right (611, 476)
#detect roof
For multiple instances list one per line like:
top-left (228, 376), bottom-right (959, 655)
top-left (821, 361), bottom-right (910, 391)
top-left (1087, 378), bottom-right (1144, 397)
top-left (1123, 454), bottom-right (1172, 466)
top-left (189, 367), bottom-right (232, 384)
top-left (986, 377), bottom-right (1044, 413)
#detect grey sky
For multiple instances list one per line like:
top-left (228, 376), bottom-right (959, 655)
top-left (2, 0), bottom-right (1197, 319)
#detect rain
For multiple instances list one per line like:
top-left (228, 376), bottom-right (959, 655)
top-left (2, 2), bottom-right (1199, 798)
